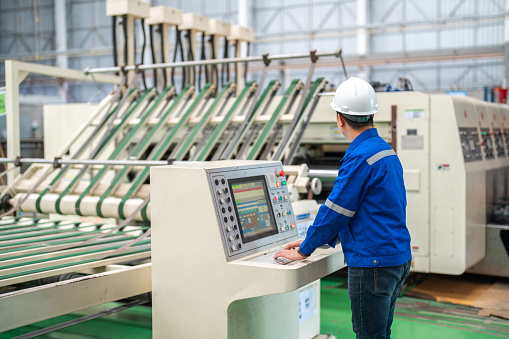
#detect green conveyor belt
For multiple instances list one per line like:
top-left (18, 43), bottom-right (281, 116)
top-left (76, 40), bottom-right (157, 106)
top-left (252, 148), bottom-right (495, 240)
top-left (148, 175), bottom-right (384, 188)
top-left (0, 240), bottom-right (151, 272)
top-left (34, 92), bottom-right (129, 214)
top-left (95, 85), bottom-right (192, 218)
top-left (246, 79), bottom-right (300, 160)
top-left (221, 80), bottom-right (280, 160)
top-left (118, 84), bottom-right (212, 220)
top-left (54, 89), bottom-right (152, 215)
top-left (0, 245), bottom-right (150, 282)
top-left (0, 217), bottom-right (151, 288)
top-left (74, 88), bottom-right (164, 216)
top-left (172, 82), bottom-right (233, 160)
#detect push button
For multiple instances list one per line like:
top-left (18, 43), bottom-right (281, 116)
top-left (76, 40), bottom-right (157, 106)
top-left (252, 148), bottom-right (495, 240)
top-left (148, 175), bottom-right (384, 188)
top-left (291, 224), bottom-right (295, 229)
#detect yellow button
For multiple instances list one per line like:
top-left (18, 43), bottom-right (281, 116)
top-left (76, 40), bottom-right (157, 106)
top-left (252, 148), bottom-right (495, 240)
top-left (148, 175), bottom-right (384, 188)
top-left (373, 260), bottom-right (377, 264)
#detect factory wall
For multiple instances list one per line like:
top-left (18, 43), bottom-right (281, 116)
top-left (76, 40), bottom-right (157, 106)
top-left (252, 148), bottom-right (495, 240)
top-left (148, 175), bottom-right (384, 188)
top-left (0, 0), bottom-right (506, 104)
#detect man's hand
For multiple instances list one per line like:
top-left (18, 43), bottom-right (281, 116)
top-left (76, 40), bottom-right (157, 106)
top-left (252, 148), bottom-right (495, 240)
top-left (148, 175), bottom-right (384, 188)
top-left (283, 239), bottom-right (304, 250)
top-left (273, 249), bottom-right (307, 261)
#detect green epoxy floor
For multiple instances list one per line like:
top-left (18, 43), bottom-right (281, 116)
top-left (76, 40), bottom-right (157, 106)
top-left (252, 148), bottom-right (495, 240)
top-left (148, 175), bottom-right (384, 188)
top-left (3, 272), bottom-right (509, 338)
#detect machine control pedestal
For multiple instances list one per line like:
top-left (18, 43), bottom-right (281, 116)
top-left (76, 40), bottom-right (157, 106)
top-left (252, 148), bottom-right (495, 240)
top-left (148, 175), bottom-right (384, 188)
top-left (151, 161), bottom-right (344, 339)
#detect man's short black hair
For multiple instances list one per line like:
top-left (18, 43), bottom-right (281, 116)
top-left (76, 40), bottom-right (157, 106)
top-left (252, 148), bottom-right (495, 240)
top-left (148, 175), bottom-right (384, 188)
top-left (338, 112), bottom-right (374, 130)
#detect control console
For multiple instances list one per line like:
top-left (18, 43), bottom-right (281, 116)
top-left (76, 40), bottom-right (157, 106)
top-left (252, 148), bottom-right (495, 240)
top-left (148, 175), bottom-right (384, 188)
top-left (208, 164), bottom-right (296, 260)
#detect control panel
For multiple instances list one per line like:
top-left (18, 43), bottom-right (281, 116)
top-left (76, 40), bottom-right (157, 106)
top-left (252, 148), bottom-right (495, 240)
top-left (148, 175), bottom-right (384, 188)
top-left (459, 127), bottom-right (482, 162)
top-left (493, 129), bottom-right (506, 158)
top-left (208, 163), bottom-right (297, 261)
top-left (480, 128), bottom-right (495, 159)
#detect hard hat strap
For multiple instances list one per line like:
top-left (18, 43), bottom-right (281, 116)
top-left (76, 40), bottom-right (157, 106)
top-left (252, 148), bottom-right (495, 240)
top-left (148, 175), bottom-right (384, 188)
top-left (339, 113), bottom-right (373, 123)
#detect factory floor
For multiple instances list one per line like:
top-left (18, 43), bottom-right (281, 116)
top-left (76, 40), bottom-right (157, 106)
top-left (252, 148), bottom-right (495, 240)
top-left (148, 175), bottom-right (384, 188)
top-left (3, 271), bottom-right (509, 338)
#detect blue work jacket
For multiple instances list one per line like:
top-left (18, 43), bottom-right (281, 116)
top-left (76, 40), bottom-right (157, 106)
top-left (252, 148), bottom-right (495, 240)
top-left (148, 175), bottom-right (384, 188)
top-left (299, 128), bottom-right (412, 267)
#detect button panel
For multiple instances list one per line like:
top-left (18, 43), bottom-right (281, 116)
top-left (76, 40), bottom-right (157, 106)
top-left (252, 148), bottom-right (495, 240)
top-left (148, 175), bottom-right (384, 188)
top-left (459, 127), bottom-right (482, 162)
top-left (212, 174), bottom-right (242, 252)
top-left (208, 164), bottom-right (298, 260)
top-left (269, 168), bottom-right (294, 234)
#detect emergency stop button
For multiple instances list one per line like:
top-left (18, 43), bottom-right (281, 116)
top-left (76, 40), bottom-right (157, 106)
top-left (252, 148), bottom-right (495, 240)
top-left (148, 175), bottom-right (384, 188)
top-left (279, 170), bottom-right (285, 177)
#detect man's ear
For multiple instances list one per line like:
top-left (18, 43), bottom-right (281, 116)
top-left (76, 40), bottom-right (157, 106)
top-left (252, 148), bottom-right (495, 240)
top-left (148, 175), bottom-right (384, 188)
top-left (337, 113), bottom-right (345, 127)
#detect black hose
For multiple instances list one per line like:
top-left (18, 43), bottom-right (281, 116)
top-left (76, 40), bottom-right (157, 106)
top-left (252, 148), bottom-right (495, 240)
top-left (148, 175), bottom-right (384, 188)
top-left (159, 23), bottom-right (167, 88)
top-left (187, 30), bottom-right (195, 88)
top-left (122, 15), bottom-right (128, 66)
top-left (112, 16), bottom-right (119, 75)
top-left (140, 19), bottom-right (147, 90)
top-left (149, 25), bottom-right (158, 90)
top-left (234, 40), bottom-right (239, 84)
top-left (198, 32), bottom-right (209, 92)
top-left (175, 28), bottom-right (186, 91)
top-left (209, 35), bottom-right (218, 95)
top-left (223, 39), bottom-right (229, 83)
top-left (244, 41), bottom-right (250, 84)
top-left (201, 32), bottom-right (206, 83)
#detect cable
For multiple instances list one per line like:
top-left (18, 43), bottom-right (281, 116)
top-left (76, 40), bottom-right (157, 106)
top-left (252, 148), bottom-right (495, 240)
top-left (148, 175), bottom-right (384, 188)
top-left (159, 23), bottom-right (167, 88)
top-left (234, 40), bottom-right (239, 85)
top-left (122, 14), bottom-right (128, 66)
top-left (244, 41), bottom-right (250, 84)
top-left (140, 19), bottom-right (147, 90)
top-left (171, 27), bottom-right (185, 90)
top-left (209, 35), bottom-right (218, 95)
top-left (112, 16), bottom-right (119, 75)
top-left (186, 30), bottom-right (195, 88)
top-left (149, 25), bottom-right (158, 90)
top-left (197, 32), bottom-right (209, 92)
top-left (223, 38), bottom-right (230, 83)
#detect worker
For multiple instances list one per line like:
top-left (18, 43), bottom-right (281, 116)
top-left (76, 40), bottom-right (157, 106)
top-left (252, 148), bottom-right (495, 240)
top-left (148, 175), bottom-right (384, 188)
top-left (274, 77), bottom-right (412, 338)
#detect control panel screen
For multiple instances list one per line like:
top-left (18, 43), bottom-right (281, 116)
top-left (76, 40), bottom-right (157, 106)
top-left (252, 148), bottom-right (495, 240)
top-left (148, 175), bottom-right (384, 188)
top-left (229, 176), bottom-right (278, 243)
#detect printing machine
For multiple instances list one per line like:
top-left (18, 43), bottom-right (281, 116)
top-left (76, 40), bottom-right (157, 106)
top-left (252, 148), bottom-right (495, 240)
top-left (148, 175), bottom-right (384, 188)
top-left (302, 91), bottom-right (509, 277)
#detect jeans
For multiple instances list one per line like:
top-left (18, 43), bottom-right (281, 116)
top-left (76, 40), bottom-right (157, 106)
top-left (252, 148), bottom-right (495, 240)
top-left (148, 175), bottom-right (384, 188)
top-left (348, 259), bottom-right (412, 339)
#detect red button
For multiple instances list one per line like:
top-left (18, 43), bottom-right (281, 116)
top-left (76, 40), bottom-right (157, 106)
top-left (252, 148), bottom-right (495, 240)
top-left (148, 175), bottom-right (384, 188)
top-left (291, 224), bottom-right (295, 229)
top-left (280, 170), bottom-right (285, 177)
top-left (274, 197), bottom-right (278, 202)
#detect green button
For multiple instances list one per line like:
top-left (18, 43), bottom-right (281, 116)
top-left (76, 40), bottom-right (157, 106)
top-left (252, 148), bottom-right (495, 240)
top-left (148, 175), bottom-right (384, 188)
top-left (282, 181), bottom-right (287, 185)
top-left (288, 210), bottom-right (292, 215)
top-left (286, 225), bottom-right (290, 230)
top-left (280, 196), bottom-right (283, 200)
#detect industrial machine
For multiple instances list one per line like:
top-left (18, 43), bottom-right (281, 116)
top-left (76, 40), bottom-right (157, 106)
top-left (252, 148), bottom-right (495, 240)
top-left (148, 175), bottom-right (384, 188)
top-left (1, 0), bottom-right (509, 336)
top-left (301, 91), bottom-right (509, 277)
top-left (151, 161), bottom-right (344, 338)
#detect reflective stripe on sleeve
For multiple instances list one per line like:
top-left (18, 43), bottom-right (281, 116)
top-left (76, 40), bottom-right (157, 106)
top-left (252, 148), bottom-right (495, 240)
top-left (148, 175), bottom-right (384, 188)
top-left (366, 149), bottom-right (396, 165)
top-left (325, 199), bottom-right (355, 217)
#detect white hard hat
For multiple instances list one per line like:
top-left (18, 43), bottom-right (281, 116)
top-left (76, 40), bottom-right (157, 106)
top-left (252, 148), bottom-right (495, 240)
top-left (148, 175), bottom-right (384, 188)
top-left (330, 77), bottom-right (378, 116)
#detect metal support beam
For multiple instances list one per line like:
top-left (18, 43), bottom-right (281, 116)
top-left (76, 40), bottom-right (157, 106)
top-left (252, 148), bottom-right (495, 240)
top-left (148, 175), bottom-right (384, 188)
top-left (505, 0), bottom-right (509, 84)
top-left (3, 60), bottom-right (120, 184)
top-left (54, 0), bottom-right (68, 102)
top-left (84, 50), bottom-right (341, 74)
top-left (357, 0), bottom-right (369, 81)
top-left (0, 264), bottom-right (151, 332)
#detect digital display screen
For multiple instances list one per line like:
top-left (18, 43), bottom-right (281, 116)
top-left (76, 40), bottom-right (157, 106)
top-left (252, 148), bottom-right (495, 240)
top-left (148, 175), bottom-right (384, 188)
top-left (229, 176), bottom-right (278, 243)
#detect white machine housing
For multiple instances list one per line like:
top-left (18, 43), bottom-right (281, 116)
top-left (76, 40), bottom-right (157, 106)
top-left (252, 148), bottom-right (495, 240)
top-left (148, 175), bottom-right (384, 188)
top-left (305, 92), bottom-right (509, 275)
top-left (151, 161), bottom-right (344, 338)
